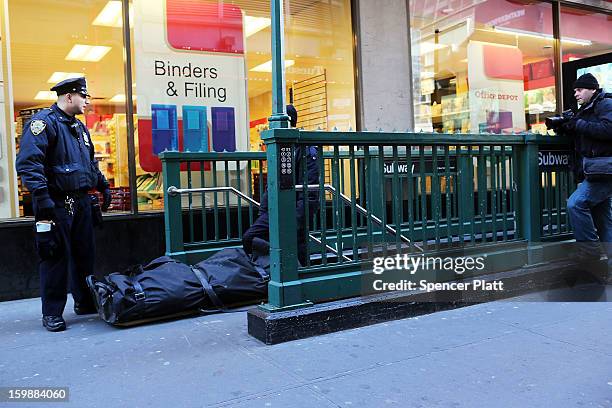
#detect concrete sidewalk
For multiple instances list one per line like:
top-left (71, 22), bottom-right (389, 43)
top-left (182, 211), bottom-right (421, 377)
top-left (0, 285), bottom-right (611, 408)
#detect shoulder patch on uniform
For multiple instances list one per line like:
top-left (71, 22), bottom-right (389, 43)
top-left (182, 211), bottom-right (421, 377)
top-left (30, 120), bottom-right (46, 135)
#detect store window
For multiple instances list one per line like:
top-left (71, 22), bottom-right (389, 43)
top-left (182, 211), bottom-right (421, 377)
top-left (130, 0), bottom-right (356, 212)
top-left (560, 5), bottom-right (612, 111)
top-left (1, 0), bottom-right (130, 219)
top-left (410, 0), bottom-right (557, 135)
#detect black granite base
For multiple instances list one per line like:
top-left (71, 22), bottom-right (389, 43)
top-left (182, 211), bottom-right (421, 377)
top-left (248, 259), bottom-right (605, 344)
top-left (0, 214), bottom-right (165, 301)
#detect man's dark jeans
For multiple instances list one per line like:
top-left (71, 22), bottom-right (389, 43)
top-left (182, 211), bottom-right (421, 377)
top-left (567, 179), bottom-right (612, 265)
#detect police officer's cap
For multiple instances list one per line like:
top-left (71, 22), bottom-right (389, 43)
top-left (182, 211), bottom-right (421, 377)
top-left (50, 77), bottom-right (89, 96)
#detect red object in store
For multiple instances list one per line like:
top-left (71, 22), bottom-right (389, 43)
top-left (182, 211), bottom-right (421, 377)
top-left (166, 0), bottom-right (244, 54)
top-left (483, 45), bottom-right (523, 81)
top-left (93, 187), bottom-right (131, 212)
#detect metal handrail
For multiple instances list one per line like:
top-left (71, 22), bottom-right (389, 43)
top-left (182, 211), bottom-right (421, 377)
top-left (167, 185), bottom-right (352, 262)
top-left (167, 186), bottom-right (259, 206)
top-left (296, 184), bottom-right (424, 253)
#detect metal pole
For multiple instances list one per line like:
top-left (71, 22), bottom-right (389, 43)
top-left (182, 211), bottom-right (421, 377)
top-left (268, 0), bottom-right (290, 129)
top-left (122, 0), bottom-right (138, 214)
top-left (552, 1), bottom-right (564, 113)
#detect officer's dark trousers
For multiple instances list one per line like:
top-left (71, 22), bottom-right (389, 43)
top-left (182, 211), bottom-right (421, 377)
top-left (38, 195), bottom-right (95, 316)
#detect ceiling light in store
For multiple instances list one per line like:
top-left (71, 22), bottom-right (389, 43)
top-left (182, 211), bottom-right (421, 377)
top-left (47, 72), bottom-right (85, 83)
top-left (493, 27), bottom-right (591, 46)
top-left (109, 94), bottom-right (136, 103)
top-left (561, 37), bottom-right (592, 46)
top-left (93, 1), bottom-right (133, 27)
top-left (66, 44), bottom-right (112, 62)
top-left (244, 16), bottom-right (271, 37)
top-left (34, 91), bottom-right (58, 100)
top-left (250, 59), bottom-right (295, 72)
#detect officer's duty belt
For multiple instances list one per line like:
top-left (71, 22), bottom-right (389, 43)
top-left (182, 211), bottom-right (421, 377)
top-left (49, 190), bottom-right (90, 201)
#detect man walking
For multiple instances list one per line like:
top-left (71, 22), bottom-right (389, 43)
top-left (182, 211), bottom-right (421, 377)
top-left (16, 77), bottom-right (111, 331)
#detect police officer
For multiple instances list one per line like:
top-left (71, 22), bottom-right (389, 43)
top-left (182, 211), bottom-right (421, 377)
top-left (16, 77), bottom-right (111, 332)
top-left (242, 105), bottom-right (320, 266)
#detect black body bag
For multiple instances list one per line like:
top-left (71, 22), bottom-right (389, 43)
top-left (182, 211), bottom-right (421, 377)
top-left (87, 245), bottom-right (270, 326)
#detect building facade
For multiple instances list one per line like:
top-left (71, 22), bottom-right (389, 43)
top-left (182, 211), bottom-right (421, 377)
top-left (0, 0), bottom-right (610, 299)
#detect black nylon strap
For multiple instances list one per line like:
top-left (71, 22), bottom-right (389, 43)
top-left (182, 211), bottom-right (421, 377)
top-left (129, 279), bottom-right (146, 321)
top-left (191, 266), bottom-right (225, 311)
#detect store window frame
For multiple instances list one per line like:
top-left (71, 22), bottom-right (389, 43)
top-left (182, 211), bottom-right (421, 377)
top-left (0, 0), bottom-right (141, 225)
top-left (121, 0), bottom-right (139, 215)
top-left (409, 0), bottom-right (612, 132)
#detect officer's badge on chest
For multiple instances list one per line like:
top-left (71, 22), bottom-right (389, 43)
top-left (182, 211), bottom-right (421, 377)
top-left (30, 120), bottom-right (46, 136)
top-left (83, 132), bottom-right (90, 147)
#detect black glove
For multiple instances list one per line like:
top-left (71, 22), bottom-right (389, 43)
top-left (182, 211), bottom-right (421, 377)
top-left (35, 206), bottom-right (55, 222)
top-left (561, 119), bottom-right (576, 133)
top-left (33, 188), bottom-right (55, 221)
top-left (101, 189), bottom-right (112, 212)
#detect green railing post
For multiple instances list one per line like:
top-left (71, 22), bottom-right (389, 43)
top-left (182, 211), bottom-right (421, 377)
top-left (161, 155), bottom-right (186, 262)
top-left (262, 129), bottom-right (306, 310)
top-left (457, 148), bottom-right (474, 242)
top-left (268, 0), bottom-right (290, 129)
top-left (368, 149), bottom-right (384, 236)
top-left (517, 134), bottom-right (542, 264)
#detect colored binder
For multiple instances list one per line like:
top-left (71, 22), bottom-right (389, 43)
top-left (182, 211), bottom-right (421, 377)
top-left (182, 106), bottom-right (208, 152)
top-left (211, 107), bottom-right (236, 152)
top-left (151, 104), bottom-right (178, 154)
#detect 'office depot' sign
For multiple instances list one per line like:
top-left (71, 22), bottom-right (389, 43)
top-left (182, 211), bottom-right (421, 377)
top-left (133, 0), bottom-right (249, 172)
top-left (467, 41), bottom-right (526, 134)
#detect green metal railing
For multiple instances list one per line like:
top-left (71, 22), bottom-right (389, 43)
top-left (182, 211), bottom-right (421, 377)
top-left (160, 132), bottom-right (575, 309)
top-left (159, 0), bottom-right (577, 311)
top-left (161, 152), bottom-right (266, 263)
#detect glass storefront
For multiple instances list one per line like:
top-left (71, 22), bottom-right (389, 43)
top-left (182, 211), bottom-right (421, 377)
top-left (411, 0), bottom-right (557, 134)
top-left (410, 0), bottom-right (611, 135)
top-left (1, 0), bottom-right (129, 218)
top-left (560, 4), bottom-right (612, 110)
top-left (0, 0), bottom-right (357, 219)
top-left (0, 0), bottom-right (609, 222)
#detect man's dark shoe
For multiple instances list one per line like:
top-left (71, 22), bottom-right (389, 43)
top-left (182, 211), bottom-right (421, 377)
top-left (74, 302), bottom-right (97, 315)
top-left (42, 315), bottom-right (66, 332)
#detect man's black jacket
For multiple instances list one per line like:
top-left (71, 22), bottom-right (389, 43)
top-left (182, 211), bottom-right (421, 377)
top-left (574, 89), bottom-right (612, 159)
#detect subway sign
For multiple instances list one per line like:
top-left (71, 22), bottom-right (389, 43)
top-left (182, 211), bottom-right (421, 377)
top-left (383, 157), bottom-right (458, 175)
top-left (538, 150), bottom-right (573, 170)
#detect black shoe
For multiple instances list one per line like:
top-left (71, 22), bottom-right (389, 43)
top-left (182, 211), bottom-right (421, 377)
top-left (42, 315), bottom-right (66, 332)
top-left (74, 302), bottom-right (97, 315)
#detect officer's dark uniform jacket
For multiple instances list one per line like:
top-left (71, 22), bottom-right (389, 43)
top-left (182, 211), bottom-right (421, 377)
top-left (16, 103), bottom-right (108, 208)
top-left (243, 145), bottom-right (320, 265)
top-left (574, 90), bottom-right (612, 160)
